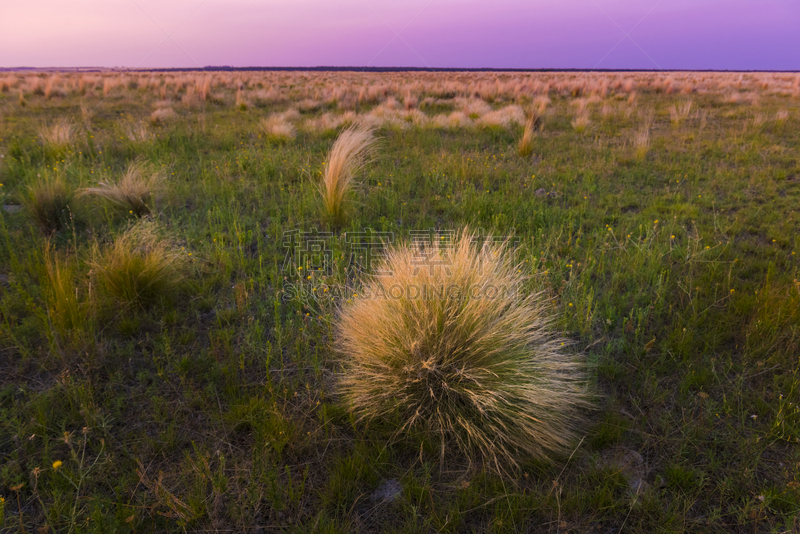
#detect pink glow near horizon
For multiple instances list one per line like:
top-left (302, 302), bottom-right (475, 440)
top-left (1, 0), bottom-right (798, 70)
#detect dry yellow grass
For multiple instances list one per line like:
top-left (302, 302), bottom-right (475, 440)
top-left (8, 70), bottom-right (800, 113)
top-left (319, 124), bottom-right (378, 224)
top-left (336, 230), bottom-right (591, 471)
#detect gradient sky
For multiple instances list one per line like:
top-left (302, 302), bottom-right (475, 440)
top-left (1, 0), bottom-right (798, 69)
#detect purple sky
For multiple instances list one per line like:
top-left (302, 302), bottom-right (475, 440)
top-left (1, 0), bottom-right (798, 69)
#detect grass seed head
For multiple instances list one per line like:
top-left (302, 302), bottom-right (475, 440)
top-left (319, 123), bottom-right (378, 225)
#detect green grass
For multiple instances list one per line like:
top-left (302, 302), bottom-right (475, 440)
top-left (0, 72), bottom-right (799, 533)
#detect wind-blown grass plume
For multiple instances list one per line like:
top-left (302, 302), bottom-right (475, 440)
top-left (518, 112), bottom-right (536, 157)
top-left (21, 175), bottom-right (73, 234)
top-left (80, 162), bottom-right (163, 217)
top-left (319, 124), bottom-right (378, 225)
top-left (335, 230), bottom-right (591, 471)
top-left (91, 220), bottom-right (186, 308)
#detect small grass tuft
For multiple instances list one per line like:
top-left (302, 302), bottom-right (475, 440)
top-left (335, 229), bottom-right (592, 472)
top-left (122, 119), bottom-right (152, 142)
top-left (150, 106), bottom-right (176, 125)
top-left (41, 242), bottom-right (95, 356)
top-left (37, 118), bottom-right (77, 150)
top-left (260, 114), bottom-right (296, 143)
top-left (91, 220), bottom-right (186, 308)
top-left (633, 127), bottom-right (650, 161)
top-left (571, 112), bottom-right (590, 133)
top-left (80, 161), bottom-right (163, 217)
top-left (21, 174), bottom-right (74, 233)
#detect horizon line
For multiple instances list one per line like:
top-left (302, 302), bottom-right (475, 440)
top-left (2, 66), bottom-right (799, 74)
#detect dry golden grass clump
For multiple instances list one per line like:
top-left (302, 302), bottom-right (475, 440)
top-left (478, 105), bottom-right (525, 128)
top-left (37, 118), bottom-right (77, 149)
top-left (102, 77), bottom-right (118, 97)
top-left (533, 95), bottom-right (551, 114)
top-left (303, 111), bottom-right (354, 134)
top-left (44, 75), bottom-right (64, 99)
top-left (335, 230), bottom-right (591, 470)
top-left (260, 114), bottom-right (296, 142)
top-left (21, 175), bottom-right (73, 234)
top-left (431, 111), bottom-right (471, 129)
top-left (571, 112), bottom-right (590, 133)
top-left (91, 220), bottom-right (186, 307)
top-left (457, 97), bottom-right (493, 119)
top-left (80, 162), bottom-right (163, 217)
top-left (403, 109), bottom-right (429, 128)
top-left (0, 76), bottom-right (16, 92)
top-left (319, 124), bottom-right (378, 224)
top-left (150, 106), bottom-right (176, 125)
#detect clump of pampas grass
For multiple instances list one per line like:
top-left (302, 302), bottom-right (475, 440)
top-left (335, 230), bottom-right (591, 472)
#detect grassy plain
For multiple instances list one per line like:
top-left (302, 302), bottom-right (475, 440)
top-left (0, 70), bottom-right (799, 532)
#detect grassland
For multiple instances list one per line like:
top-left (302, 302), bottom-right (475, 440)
top-left (0, 70), bottom-right (799, 532)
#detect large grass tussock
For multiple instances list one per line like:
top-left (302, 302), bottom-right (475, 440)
top-left (335, 230), bottom-right (591, 470)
